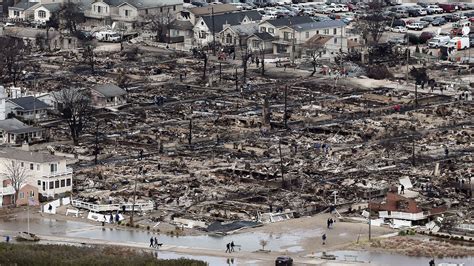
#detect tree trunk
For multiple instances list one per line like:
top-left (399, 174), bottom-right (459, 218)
top-left (261, 50), bottom-right (265, 76)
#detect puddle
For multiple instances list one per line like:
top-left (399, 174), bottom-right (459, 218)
top-left (65, 228), bottom-right (321, 252)
top-left (315, 250), bottom-right (474, 266)
top-left (153, 251), bottom-right (261, 266)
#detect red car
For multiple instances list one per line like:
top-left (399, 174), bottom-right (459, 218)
top-left (438, 3), bottom-right (458, 13)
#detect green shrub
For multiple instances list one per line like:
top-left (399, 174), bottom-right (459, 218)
top-left (0, 243), bottom-right (207, 265)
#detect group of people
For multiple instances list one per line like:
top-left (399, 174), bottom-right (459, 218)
top-left (327, 218), bottom-right (336, 229)
top-left (149, 237), bottom-right (162, 249)
top-left (225, 241), bottom-right (237, 253)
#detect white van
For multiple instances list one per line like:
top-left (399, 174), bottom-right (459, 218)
top-left (428, 36), bottom-right (450, 48)
top-left (94, 31), bottom-right (121, 42)
top-left (446, 37), bottom-right (470, 50)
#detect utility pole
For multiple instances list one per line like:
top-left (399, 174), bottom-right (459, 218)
top-left (188, 118), bottom-right (192, 145)
top-left (219, 62), bottom-right (222, 82)
top-left (130, 152), bottom-right (143, 227)
top-left (94, 121), bottom-right (99, 165)
top-left (368, 189), bottom-right (371, 241)
top-left (211, 7), bottom-right (216, 56)
top-left (405, 42), bottom-right (409, 82)
top-left (278, 139), bottom-right (285, 186)
top-left (412, 134), bottom-right (416, 166)
top-left (235, 68), bottom-right (238, 91)
top-left (284, 86), bottom-right (288, 129)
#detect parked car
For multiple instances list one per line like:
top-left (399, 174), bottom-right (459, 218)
top-left (408, 7), bottom-right (427, 17)
top-left (443, 13), bottom-right (461, 22)
top-left (418, 21), bottom-right (430, 28)
top-left (428, 35), bottom-right (451, 48)
top-left (431, 18), bottom-right (447, 26)
top-left (438, 3), bottom-right (458, 13)
top-left (391, 26), bottom-right (408, 32)
top-left (407, 22), bottom-right (424, 30)
top-left (275, 256), bottom-right (293, 266)
top-left (388, 36), bottom-right (408, 45)
top-left (396, 10), bottom-right (409, 18)
top-left (425, 5), bottom-right (444, 14)
top-left (4, 22), bottom-right (15, 27)
top-left (392, 19), bottom-right (406, 27)
top-left (420, 16), bottom-right (435, 23)
top-left (419, 31), bottom-right (436, 43)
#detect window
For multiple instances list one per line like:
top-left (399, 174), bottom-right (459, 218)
top-left (260, 27), bottom-right (266, 32)
top-left (94, 5), bottom-right (96, 12)
top-left (30, 163), bottom-right (34, 170)
top-left (61, 179), bottom-right (65, 187)
top-left (145, 9), bottom-right (148, 15)
top-left (160, 7), bottom-right (163, 12)
top-left (198, 31), bottom-right (206, 39)
top-left (21, 162), bottom-right (24, 167)
top-left (316, 30), bottom-right (319, 35)
top-left (42, 182), bottom-right (46, 191)
top-left (125, 9), bottom-right (130, 17)
top-left (38, 180), bottom-right (41, 186)
top-left (252, 40), bottom-right (260, 48)
top-left (333, 28), bottom-right (337, 35)
top-left (37, 164), bottom-right (40, 170)
top-left (324, 29), bottom-right (329, 35)
top-left (173, 5), bottom-right (176, 11)
top-left (306, 32), bottom-right (309, 38)
top-left (334, 37), bottom-right (337, 44)
top-left (105, 7), bottom-right (108, 13)
top-left (55, 180), bottom-right (59, 188)
top-left (49, 181), bottom-right (53, 189)
top-left (66, 179), bottom-right (71, 186)
top-left (268, 28), bottom-right (274, 34)
top-left (14, 10), bottom-right (20, 16)
top-left (38, 10), bottom-right (46, 18)
top-left (284, 32), bottom-right (291, 41)
top-left (50, 163), bottom-right (57, 173)
top-left (19, 192), bottom-right (24, 199)
top-left (30, 191), bottom-right (34, 197)
top-left (97, 6), bottom-right (102, 13)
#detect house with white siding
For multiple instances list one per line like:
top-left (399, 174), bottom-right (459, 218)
top-left (0, 146), bottom-right (73, 200)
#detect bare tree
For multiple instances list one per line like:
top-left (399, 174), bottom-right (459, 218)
top-left (116, 69), bottom-right (131, 92)
top-left (144, 12), bottom-right (172, 42)
top-left (53, 88), bottom-right (92, 146)
top-left (58, 2), bottom-right (84, 33)
top-left (353, 2), bottom-right (387, 45)
top-left (81, 41), bottom-right (96, 74)
top-left (1, 161), bottom-right (30, 205)
top-left (410, 67), bottom-right (429, 107)
top-left (0, 36), bottom-right (30, 86)
top-left (259, 239), bottom-right (268, 251)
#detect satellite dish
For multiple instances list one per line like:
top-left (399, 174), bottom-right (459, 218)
top-left (436, 28), bottom-right (441, 36)
top-left (461, 26), bottom-right (470, 36)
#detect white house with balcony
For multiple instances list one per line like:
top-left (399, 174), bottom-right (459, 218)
top-left (34, 3), bottom-right (61, 23)
top-left (0, 146), bottom-right (73, 199)
top-left (85, 0), bottom-right (183, 30)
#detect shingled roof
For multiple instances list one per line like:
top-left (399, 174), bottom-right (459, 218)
top-left (200, 10), bottom-right (262, 33)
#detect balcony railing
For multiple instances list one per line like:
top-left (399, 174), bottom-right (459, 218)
top-left (41, 168), bottom-right (73, 179)
top-left (71, 199), bottom-right (154, 212)
top-left (0, 186), bottom-right (15, 196)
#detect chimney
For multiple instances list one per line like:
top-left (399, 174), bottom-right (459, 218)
top-left (21, 141), bottom-right (29, 151)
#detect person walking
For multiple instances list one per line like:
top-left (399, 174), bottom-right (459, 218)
top-left (429, 259), bottom-right (435, 266)
top-left (400, 184), bottom-right (405, 194)
top-left (154, 237), bottom-right (159, 248)
top-left (225, 243), bottom-right (231, 253)
top-left (327, 218), bottom-right (331, 229)
top-left (149, 237), bottom-right (154, 247)
top-left (230, 241), bottom-right (235, 252)
top-left (322, 234), bottom-right (327, 245)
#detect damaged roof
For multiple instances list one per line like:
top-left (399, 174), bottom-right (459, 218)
top-left (92, 84), bottom-right (127, 97)
top-left (9, 96), bottom-right (50, 111)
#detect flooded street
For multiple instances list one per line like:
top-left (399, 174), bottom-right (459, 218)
top-left (1, 215), bottom-right (473, 266)
top-left (315, 251), bottom-right (473, 266)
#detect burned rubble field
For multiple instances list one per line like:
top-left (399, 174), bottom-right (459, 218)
top-left (38, 49), bottom-right (472, 228)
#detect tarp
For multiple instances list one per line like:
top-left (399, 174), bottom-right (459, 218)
top-left (399, 176), bottom-right (413, 189)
